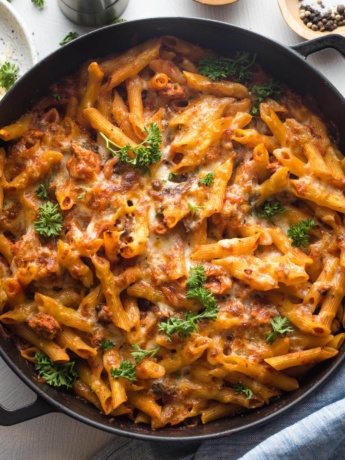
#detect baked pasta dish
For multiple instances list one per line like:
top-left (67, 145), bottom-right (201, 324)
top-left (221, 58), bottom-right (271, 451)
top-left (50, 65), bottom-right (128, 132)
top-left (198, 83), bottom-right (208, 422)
top-left (0, 36), bottom-right (344, 429)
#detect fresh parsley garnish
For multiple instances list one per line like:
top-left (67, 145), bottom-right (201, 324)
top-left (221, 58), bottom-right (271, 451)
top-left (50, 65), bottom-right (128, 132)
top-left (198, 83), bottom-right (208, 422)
top-left (131, 344), bottom-right (160, 363)
top-left (159, 264), bottom-right (218, 341)
top-left (110, 18), bottom-right (126, 24)
top-left (187, 202), bottom-right (204, 215)
top-left (59, 32), bottom-right (79, 46)
top-left (198, 52), bottom-right (255, 82)
top-left (186, 264), bottom-right (206, 289)
top-left (32, 0), bottom-right (44, 8)
top-left (250, 79), bottom-right (283, 115)
top-left (35, 352), bottom-right (77, 389)
top-left (257, 201), bottom-right (286, 222)
top-left (34, 201), bottom-right (63, 238)
top-left (234, 382), bottom-right (253, 399)
top-left (158, 316), bottom-right (196, 340)
top-left (168, 172), bottom-right (178, 181)
top-left (287, 218), bottom-right (317, 247)
top-left (158, 307), bottom-right (218, 341)
top-left (186, 287), bottom-right (217, 310)
top-left (0, 62), bottom-right (19, 90)
top-left (101, 123), bottom-right (162, 174)
top-left (100, 339), bottom-right (115, 351)
top-left (265, 316), bottom-right (293, 344)
top-left (36, 184), bottom-right (49, 200)
top-left (198, 172), bottom-right (215, 186)
top-left (110, 360), bottom-right (136, 382)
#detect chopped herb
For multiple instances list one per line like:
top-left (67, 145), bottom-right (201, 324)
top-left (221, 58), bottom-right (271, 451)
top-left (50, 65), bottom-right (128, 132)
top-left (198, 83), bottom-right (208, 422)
top-left (159, 264), bottom-right (218, 341)
top-left (187, 202), bottom-right (204, 215)
top-left (158, 316), bottom-right (198, 340)
top-left (250, 79), bottom-right (284, 115)
top-left (59, 32), bottom-right (79, 46)
top-left (234, 382), bottom-right (253, 399)
top-left (266, 316), bottom-right (294, 344)
top-left (186, 287), bottom-right (217, 310)
top-left (36, 184), bottom-right (49, 200)
top-left (0, 62), bottom-right (19, 90)
top-left (110, 18), bottom-right (126, 24)
top-left (287, 218), bottom-right (317, 247)
top-left (186, 264), bottom-right (206, 289)
top-left (158, 305), bottom-right (218, 341)
top-left (257, 201), bottom-right (286, 222)
top-left (34, 201), bottom-right (63, 238)
top-left (198, 52), bottom-right (255, 82)
top-left (168, 172), bottom-right (178, 181)
top-left (32, 0), bottom-right (44, 9)
top-left (101, 123), bottom-right (162, 174)
top-left (35, 352), bottom-right (77, 389)
top-left (100, 339), bottom-right (115, 351)
top-left (198, 172), bottom-right (215, 186)
top-left (131, 344), bottom-right (160, 363)
top-left (77, 195), bottom-right (83, 200)
top-left (110, 360), bottom-right (136, 382)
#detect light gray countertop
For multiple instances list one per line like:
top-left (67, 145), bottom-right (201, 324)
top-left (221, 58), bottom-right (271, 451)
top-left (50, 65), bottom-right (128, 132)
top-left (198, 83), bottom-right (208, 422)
top-left (0, 0), bottom-right (344, 459)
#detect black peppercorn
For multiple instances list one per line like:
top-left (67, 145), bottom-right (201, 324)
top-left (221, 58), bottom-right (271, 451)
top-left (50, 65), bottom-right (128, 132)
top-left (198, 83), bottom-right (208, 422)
top-left (298, 2), bottom-right (345, 33)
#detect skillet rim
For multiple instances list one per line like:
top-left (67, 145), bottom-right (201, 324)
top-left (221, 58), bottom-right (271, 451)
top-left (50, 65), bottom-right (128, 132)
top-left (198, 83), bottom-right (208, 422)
top-left (1, 16), bottom-right (345, 441)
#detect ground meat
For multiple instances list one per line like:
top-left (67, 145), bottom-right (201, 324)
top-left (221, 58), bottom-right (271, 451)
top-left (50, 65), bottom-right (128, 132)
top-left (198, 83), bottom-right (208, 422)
top-left (66, 143), bottom-right (101, 180)
top-left (97, 305), bottom-right (113, 324)
top-left (27, 312), bottom-right (61, 340)
top-left (159, 82), bottom-right (186, 99)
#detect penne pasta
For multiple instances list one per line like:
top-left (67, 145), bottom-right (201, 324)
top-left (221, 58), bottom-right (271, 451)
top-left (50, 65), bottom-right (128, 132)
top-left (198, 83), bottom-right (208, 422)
top-left (0, 35), bottom-right (344, 431)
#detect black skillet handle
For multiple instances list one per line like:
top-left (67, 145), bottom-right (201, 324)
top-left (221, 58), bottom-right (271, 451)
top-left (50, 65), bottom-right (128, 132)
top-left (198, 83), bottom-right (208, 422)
top-left (291, 34), bottom-right (345, 58)
top-left (0, 397), bottom-right (55, 426)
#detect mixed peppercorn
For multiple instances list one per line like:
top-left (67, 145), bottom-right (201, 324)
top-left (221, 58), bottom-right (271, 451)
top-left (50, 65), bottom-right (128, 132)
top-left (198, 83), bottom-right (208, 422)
top-left (299, 1), bottom-right (345, 32)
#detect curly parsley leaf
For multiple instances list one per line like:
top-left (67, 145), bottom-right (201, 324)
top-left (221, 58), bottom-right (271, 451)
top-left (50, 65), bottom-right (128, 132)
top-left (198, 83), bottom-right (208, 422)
top-left (59, 32), bottom-right (79, 46)
top-left (158, 316), bottom-right (197, 340)
top-left (186, 287), bottom-right (217, 310)
top-left (35, 352), bottom-right (77, 389)
top-left (266, 316), bottom-right (294, 344)
top-left (110, 360), bottom-right (136, 382)
top-left (186, 264), bottom-right (206, 289)
top-left (257, 201), bottom-right (286, 222)
top-left (234, 382), bottom-right (253, 399)
top-left (159, 265), bottom-right (218, 340)
top-left (198, 172), bottom-right (215, 186)
top-left (198, 52), bottom-right (255, 82)
top-left (101, 123), bottom-right (162, 174)
top-left (110, 18), bottom-right (126, 24)
top-left (36, 184), bottom-right (49, 200)
top-left (100, 339), bottom-right (115, 351)
top-left (250, 79), bottom-right (284, 115)
top-left (168, 172), bottom-right (178, 181)
top-left (34, 201), bottom-right (63, 238)
top-left (0, 62), bottom-right (19, 90)
top-left (32, 0), bottom-right (44, 9)
top-left (158, 305), bottom-right (218, 341)
top-left (131, 344), bottom-right (160, 363)
top-left (287, 218), bottom-right (317, 247)
top-left (187, 202), bottom-right (204, 215)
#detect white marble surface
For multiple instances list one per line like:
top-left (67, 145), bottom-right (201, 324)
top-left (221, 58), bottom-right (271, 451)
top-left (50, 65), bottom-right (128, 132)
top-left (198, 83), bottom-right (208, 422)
top-left (0, 1), bottom-right (344, 459)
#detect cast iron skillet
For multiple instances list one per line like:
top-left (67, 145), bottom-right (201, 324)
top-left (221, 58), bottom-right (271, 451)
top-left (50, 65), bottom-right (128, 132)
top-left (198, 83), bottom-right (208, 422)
top-left (1, 17), bottom-right (345, 441)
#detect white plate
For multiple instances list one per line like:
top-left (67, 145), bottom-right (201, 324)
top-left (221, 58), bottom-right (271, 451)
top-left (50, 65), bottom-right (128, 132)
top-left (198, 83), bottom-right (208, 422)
top-left (0, 0), bottom-right (37, 98)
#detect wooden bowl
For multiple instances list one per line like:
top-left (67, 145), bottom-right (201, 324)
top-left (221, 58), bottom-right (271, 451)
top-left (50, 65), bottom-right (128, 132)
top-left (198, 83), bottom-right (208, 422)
top-left (278, 0), bottom-right (345, 39)
top-left (194, 0), bottom-right (239, 5)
